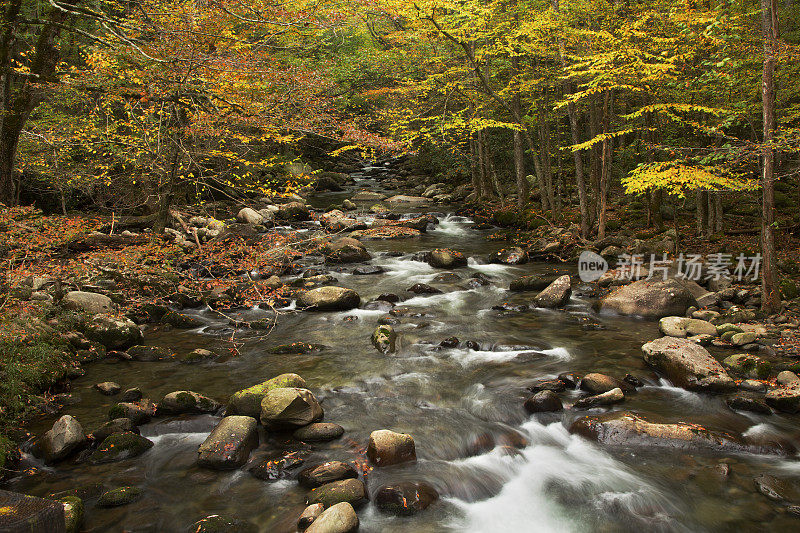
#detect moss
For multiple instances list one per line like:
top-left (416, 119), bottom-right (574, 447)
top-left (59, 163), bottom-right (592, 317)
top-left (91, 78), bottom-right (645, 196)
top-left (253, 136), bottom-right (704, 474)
top-left (97, 486), bottom-right (143, 507)
top-left (175, 391), bottom-right (197, 408)
top-left (59, 496), bottom-right (84, 533)
top-left (89, 431), bottom-right (153, 464)
top-left (780, 279), bottom-right (799, 300)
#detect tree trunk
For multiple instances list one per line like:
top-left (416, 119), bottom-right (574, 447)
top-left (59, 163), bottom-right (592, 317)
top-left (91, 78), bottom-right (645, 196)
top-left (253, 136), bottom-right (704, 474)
top-left (696, 190), bottom-right (709, 236)
top-left (760, 0), bottom-right (781, 314)
top-left (568, 101), bottom-right (589, 237)
top-left (597, 89), bottom-right (611, 239)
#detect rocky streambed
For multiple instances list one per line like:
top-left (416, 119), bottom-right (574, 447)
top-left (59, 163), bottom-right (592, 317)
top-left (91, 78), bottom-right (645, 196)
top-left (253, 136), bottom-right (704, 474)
top-left (4, 161), bottom-right (800, 532)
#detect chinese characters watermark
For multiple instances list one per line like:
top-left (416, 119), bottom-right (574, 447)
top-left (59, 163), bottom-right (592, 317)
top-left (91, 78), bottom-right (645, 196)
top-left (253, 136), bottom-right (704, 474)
top-left (578, 251), bottom-right (761, 282)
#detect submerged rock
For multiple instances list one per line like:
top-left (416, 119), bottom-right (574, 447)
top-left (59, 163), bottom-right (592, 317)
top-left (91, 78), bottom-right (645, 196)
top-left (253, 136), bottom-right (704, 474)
top-left (94, 382), bottom-right (121, 395)
top-left (89, 431), bottom-right (153, 464)
top-left (227, 373), bottom-right (306, 418)
top-left (97, 486), bottom-right (142, 507)
top-left (641, 337), bottom-right (736, 392)
top-left (572, 388), bottom-right (624, 409)
top-left (367, 429), bottom-right (416, 467)
top-left (375, 481), bottom-right (439, 516)
top-left (509, 274), bottom-right (560, 292)
top-left (488, 247), bottom-right (528, 265)
top-left (191, 515), bottom-right (258, 533)
top-left (90, 418), bottom-right (138, 443)
top-left (197, 415), bottom-right (259, 469)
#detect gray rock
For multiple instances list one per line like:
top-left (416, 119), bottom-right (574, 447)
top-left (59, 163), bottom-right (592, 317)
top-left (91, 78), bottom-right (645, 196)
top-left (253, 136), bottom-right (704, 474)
top-left (237, 207), bottom-right (263, 225)
top-left (371, 325), bottom-right (396, 354)
top-left (597, 279), bottom-right (698, 318)
top-left (41, 415), bottom-right (86, 463)
top-left (158, 391), bottom-right (220, 415)
top-left (305, 479), bottom-right (367, 509)
top-left (298, 461), bottom-right (359, 488)
top-left (198, 416), bottom-right (259, 469)
top-left (94, 382), bottom-right (121, 395)
top-left (323, 238), bottom-right (371, 263)
top-left (299, 287), bottom-right (360, 311)
top-left (227, 373), bottom-right (306, 418)
top-left (260, 388), bottom-right (323, 428)
top-left (777, 371), bottom-right (800, 386)
top-left (533, 275), bottom-right (572, 308)
top-left (641, 337), bottom-right (736, 392)
top-left (298, 503), bottom-right (325, 531)
top-left (304, 502), bottom-right (359, 533)
top-left (367, 429), bottom-right (416, 467)
top-left (63, 291), bottom-right (115, 314)
top-left (293, 423), bottom-right (345, 442)
top-left (427, 248), bottom-right (467, 269)
top-left (85, 314), bottom-right (142, 349)
top-left (573, 388), bottom-right (625, 409)
top-left (658, 316), bottom-right (717, 338)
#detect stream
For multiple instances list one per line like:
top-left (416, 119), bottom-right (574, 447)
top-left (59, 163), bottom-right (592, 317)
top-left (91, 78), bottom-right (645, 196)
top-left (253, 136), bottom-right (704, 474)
top-left (6, 164), bottom-right (800, 532)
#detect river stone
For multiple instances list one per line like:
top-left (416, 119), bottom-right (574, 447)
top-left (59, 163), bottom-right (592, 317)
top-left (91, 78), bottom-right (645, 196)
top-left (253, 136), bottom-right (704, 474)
top-left (427, 248), bottom-right (467, 269)
top-left (182, 348), bottom-right (217, 363)
top-left (161, 310), bottom-right (203, 328)
top-left (298, 461), bottom-right (359, 488)
top-left (641, 337), bottom-right (736, 392)
top-left (509, 274), bottom-right (560, 292)
top-left (367, 429), bottom-right (416, 467)
top-left (754, 474), bottom-right (800, 502)
top-left (406, 283), bottom-right (442, 294)
top-left (777, 371), bottom-right (800, 386)
top-left (371, 324), bottom-right (397, 354)
top-left (659, 317), bottom-right (718, 338)
top-left (227, 373), bottom-right (307, 418)
top-left (375, 481), bottom-right (439, 516)
top-left (191, 515), bottom-right (258, 533)
top-left (260, 388), bottom-right (323, 428)
top-left (158, 391), bottom-right (220, 415)
top-left (299, 287), bottom-right (360, 311)
top-left (305, 502), bottom-right (359, 533)
top-left (108, 399), bottom-right (157, 425)
top-left (126, 345), bottom-right (174, 361)
top-left (692, 310), bottom-right (720, 322)
top-left (0, 489), bottom-right (67, 532)
top-left (277, 201), bottom-right (311, 221)
top-left (765, 385), bottom-right (800, 413)
top-left (294, 423), bottom-right (345, 442)
top-left (95, 382), bottom-right (121, 395)
top-left (249, 451), bottom-right (307, 481)
top-left (597, 279), bottom-right (698, 318)
top-left (90, 418), bottom-right (138, 443)
top-left (731, 332), bottom-right (758, 346)
top-left (488, 247), bottom-right (528, 265)
top-left (726, 396), bottom-right (772, 415)
top-left (524, 391), bottom-right (563, 413)
top-left (198, 416), bottom-right (259, 469)
top-left (298, 503), bottom-right (324, 531)
top-left (85, 314), bottom-right (142, 349)
top-left (580, 373), bottom-right (631, 394)
top-left (722, 354), bottom-right (771, 379)
top-left (97, 487), bottom-right (142, 507)
top-left (60, 495), bottom-right (83, 533)
top-left (351, 191), bottom-right (386, 201)
top-left (573, 388), bottom-right (625, 409)
top-left (237, 207), bottom-right (263, 225)
top-left (41, 415), bottom-right (86, 463)
top-left (323, 238), bottom-right (371, 263)
top-left (306, 479), bottom-right (367, 508)
top-left (570, 411), bottom-right (789, 455)
top-left (533, 275), bottom-right (572, 308)
top-left (63, 290), bottom-right (115, 314)
top-left (121, 387), bottom-right (143, 402)
top-left (89, 431), bottom-right (153, 464)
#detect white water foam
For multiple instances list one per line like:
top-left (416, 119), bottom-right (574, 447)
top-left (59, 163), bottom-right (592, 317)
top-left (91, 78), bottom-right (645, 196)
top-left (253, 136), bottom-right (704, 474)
top-left (431, 214), bottom-right (474, 236)
top-left (445, 346), bottom-right (570, 367)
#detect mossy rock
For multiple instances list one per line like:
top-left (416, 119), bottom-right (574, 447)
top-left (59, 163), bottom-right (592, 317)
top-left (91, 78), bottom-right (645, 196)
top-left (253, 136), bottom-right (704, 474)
top-left (226, 373), bottom-right (306, 418)
top-left (59, 496), bottom-right (84, 533)
top-left (89, 431), bottom-right (153, 464)
top-left (190, 515), bottom-right (258, 533)
top-left (781, 279), bottom-right (799, 300)
top-left (268, 343), bottom-right (325, 355)
top-left (97, 486), bottom-right (143, 507)
top-left (181, 348), bottom-right (217, 363)
top-left (371, 325), bottom-right (397, 354)
top-left (722, 354), bottom-right (772, 379)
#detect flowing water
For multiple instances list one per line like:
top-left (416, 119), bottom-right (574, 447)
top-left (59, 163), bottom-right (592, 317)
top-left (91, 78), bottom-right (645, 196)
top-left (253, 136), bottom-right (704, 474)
top-left (6, 166), bottom-right (800, 532)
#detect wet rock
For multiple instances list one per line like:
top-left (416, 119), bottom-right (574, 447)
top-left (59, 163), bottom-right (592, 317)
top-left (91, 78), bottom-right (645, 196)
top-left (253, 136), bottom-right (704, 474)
top-left (352, 265), bottom-right (384, 275)
top-left (597, 279), bottom-right (698, 318)
top-left (371, 324), bottom-right (397, 354)
top-left (406, 283), bottom-right (442, 294)
top-left (529, 379), bottom-right (567, 393)
top-left (377, 293), bottom-right (401, 303)
top-left (121, 387), bottom-right (142, 402)
top-left (570, 411), bottom-right (790, 455)
top-left (249, 451), bottom-right (306, 481)
top-left (90, 418), bottom-right (138, 443)
top-left (127, 345), bottom-right (174, 361)
top-left (488, 247), bottom-right (528, 265)
top-left (298, 504), bottom-right (324, 531)
top-left (97, 486), bottom-right (142, 507)
top-left (293, 423), bottom-right (345, 442)
top-left (161, 310), bottom-right (203, 329)
top-left (740, 379), bottom-right (767, 392)
top-left (777, 371), bottom-right (800, 386)
top-left (722, 354), bottom-right (771, 379)
top-left (298, 461), bottom-right (359, 488)
top-left (108, 399), bottom-right (156, 425)
top-left (509, 274), bottom-right (560, 292)
top-left (269, 343), bottom-right (325, 355)
top-left (299, 287), bottom-right (360, 311)
top-left (237, 207), bottom-right (263, 225)
top-left (351, 191), bottom-right (386, 201)
top-left (362, 300), bottom-right (394, 312)
top-left (191, 515), bottom-right (257, 533)
top-left (432, 272), bottom-right (461, 283)
top-left (89, 431), bottom-right (153, 464)
top-left (323, 238), bottom-right (371, 263)
top-left (158, 391), bottom-right (220, 415)
top-left (524, 391), bottom-right (563, 413)
top-left (765, 385), bottom-right (800, 413)
top-left (754, 474), bottom-right (800, 502)
top-left (85, 314), bottom-right (142, 349)
top-left (439, 337), bottom-right (459, 348)
top-left (306, 479), bottom-right (367, 508)
top-left (63, 291), bottom-right (115, 314)
top-left (572, 388), bottom-right (624, 409)
top-left (181, 348), bottom-right (217, 363)
top-left (558, 372), bottom-right (580, 388)
top-left (726, 396), bottom-right (772, 415)
top-left (580, 373), bottom-right (632, 394)
top-left (60, 495), bottom-right (83, 533)
top-left (277, 201), bottom-right (311, 221)
top-left (533, 275), bottom-right (572, 308)
top-left (198, 416), bottom-right (259, 469)
top-left (367, 429), bottom-right (416, 467)
top-left (641, 337), bottom-right (736, 392)
top-left (95, 382), bottom-right (121, 395)
top-left (41, 415), bottom-right (86, 463)
top-left (731, 332), bottom-right (758, 346)
top-left (427, 248), bottom-right (467, 269)
top-left (260, 388), bottom-right (323, 428)
top-left (375, 481), bottom-right (439, 516)
top-left (304, 502), bottom-right (359, 533)
top-left (659, 316), bottom-right (718, 338)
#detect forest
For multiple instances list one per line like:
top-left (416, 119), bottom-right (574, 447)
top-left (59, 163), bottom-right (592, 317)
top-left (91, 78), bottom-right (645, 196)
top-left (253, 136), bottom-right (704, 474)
top-left (1, 0), bottom-right (800, 532)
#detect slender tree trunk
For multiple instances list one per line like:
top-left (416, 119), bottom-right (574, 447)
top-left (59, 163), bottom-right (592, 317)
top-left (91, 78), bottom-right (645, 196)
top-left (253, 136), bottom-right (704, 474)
top-left (511, 56), bottom-right (528, 209)
top-left (568, 101), bottom-right (588, 237)
top-left (597, 89), bottom-right (611, 239)
top-left (589, 96), bottom-right (601, 228)
top-left (760, 0), bottom-right (781, 313)
top-left (696, 190), bottom-right (709, 236)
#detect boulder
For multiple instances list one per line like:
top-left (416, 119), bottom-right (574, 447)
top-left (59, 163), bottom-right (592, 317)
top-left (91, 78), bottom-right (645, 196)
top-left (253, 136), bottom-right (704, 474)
top-left (0, 489), bottom-right (67, 531)
top-left (375, 481), bottom-right (439, 516)
top-left (726, 396), bottom-right (772, 415)
top-left (237, 207), bottom-right (263, 225)
top-left (523, 391), bottom-right (563, 413)
top-left (299, 287), bottom-right (360, 311)
top-left (509, 274), bottom-right (560, 292)
top-left (304, 502), bottom-right (359, 533)
top-left (371, 325), bottom-right (396, 354)
top-left (89, 431), bottom-right (153, 464)
top-left (198, 416), bottom-right (259, 469)
top-left (658, 317), bottom-right (718, 338)
top-left (298, 504), bottom-right (324, 531)
top-left (126, 345), bottom-right (174, 361)
top-left (407, 282), bottom-right (442, 294)
top-left (97, 487), bottom-right (142, 507)
top-left (306, 479), bottom-right (367, 508)
top-left (260, 388), bottom-right (323, 428)
top-left (227, 373), bottom-right (306, 418)
top-left (158, 391), bottom-right (220, 415)
top-left (488, 247), bottom-right (528, 265)
top-left (121, 387), bottom-right (142, 402)
top-left (367, 429), bottom-right (416, 467)
top-left (182, 348), bottom-right (218, 363)
top-left (722, 354), bottom-right (771, 379)
top-left (248, 451), bottom-right (306, 481)
top-left (63, 291), bottom-right (115, 314)
top-left (161, 311), bottom-right (203, 329)
top-left (777, 371), bottom-right (800, 386)
top-left (765, 385), bottom-right (800, 413)
top-left (533, 275), bottom-right (572, 308)
top-left (277, 201), bottom-right (311, 221)
top-left (597, 279), bottom-right (698, 318)
top-left (323, 238), bottom-right (371, 264)
top-left (298, 461), bottom-right (359, 488)
top-left (570, 411), bottom-right (790, 455)
top-left (41, 415), bottom-right (86, 463)
top-left (294, 423), bottom-right (345, 442)
top-left (60, 495), bottom-right (83, 533)
top-left (580, 373), bottom-right (631, 394)
top-left (94, 382), bottom-right (121, 395)
top-left (641, 337), bottom-right (736, 392)
top-left (572, 388), bottom-right (625, 409)
top-left (351, 191), bottom-right (386, 201)
top-left (85, 314), bottom-right (142, 349)
top-left (108, 400), bottom-right (157, 425)
top-left (90, 418), bottom-right (138, 443)
top-left (427, 248), bottom-right (467, 269)
top-left (384, 194), bottom-right (429, 205)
